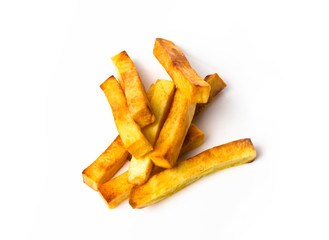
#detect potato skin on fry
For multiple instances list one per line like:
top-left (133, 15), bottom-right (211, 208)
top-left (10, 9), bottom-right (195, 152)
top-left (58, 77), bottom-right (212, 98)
top-left (112, 51), bottom-right (155, 127)
top-left (98, 124), bottom-right (205, 209)
top-left (129, 139), bottom-right (256, 209)
top-left (82, 136), bottom-right (131, 191)
top-left (153, 38), bottom-right (210, 103)
top-left (149, 90), bottom-right (196, 168)
top-left (100, 76), bottom-right (153, 158)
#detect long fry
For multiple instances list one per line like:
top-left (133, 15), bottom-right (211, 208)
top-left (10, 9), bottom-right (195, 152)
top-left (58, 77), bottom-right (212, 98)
top-left (100, 76), bottom-right (153, 158)
top-left (129, 139), bottom-right (256, 209)
top-left (112, 51), bottom-right (155, 127)
top-left (153, 38), bottom-right (210, 103)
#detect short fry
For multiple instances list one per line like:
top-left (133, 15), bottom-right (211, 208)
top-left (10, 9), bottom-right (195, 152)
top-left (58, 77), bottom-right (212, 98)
top-left (153, 38), bottom-right (210, 103)
top-left (112, 51), bottom-right (155, 127)
top-left (98, 124), bottom-right (204, 209)
top-left (100, 76), bottom-right (153, 158)
top-left (129, 139), bottom-right (256, 209)
top-left (195, 73), bottom-right (227, 116)
top-left (82, 136), bottom-right (131, 191)
top-left (149, 90), bottom-right (196, 168)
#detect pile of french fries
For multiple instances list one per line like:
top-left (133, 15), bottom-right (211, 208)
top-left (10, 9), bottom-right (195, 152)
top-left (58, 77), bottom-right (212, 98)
top-left (82, 38), bottom-right (256, 209)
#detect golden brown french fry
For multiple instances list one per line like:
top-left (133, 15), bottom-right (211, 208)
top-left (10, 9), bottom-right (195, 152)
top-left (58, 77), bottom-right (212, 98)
top-left (153, 38), bottom-right (210, 103)
top-left (100, 76), bottom-right (153, 158)
top-left (128, 80), bottom-right (175, 185)
top-left (82, 84), bottom-right (157, 191)
top-left (129, 139), bottom-right (256, 209)
top-left (149, 90), bottom-right (196, 168)
top-left (82, 136), bottom-right (131, 191)
top-left (98, 124), bottom-right (204, 209)
top-left (111, 51), bottom-right (155, 127)
top-left (195, 73), bottom-right (227, 116)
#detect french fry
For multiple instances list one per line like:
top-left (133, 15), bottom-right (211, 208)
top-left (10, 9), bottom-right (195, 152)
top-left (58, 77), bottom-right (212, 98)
top-left (82, 136), bottom-right (131, 191)
top-left (153, 38), bottom-right (210, 103)
top-left (149, 90), bottom-right (196, 168)
top-left (82, 84), bottom-right (157, 191)
top-left (128, 80), bottom-right (175, 185)
top-left (100, 76), bottom-right (153, 158)
top-left (195, 73), bottom-right (227, 116)
top-left (129, 139), bottom-right (256, 209)
top-left (98, 124), bottom-right (204, 209)
top-left (112, 51), bottom-right (155, 127)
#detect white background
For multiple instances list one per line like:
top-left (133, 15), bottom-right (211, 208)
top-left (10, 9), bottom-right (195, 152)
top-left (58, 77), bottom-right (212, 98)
top-left (1, 0), bottom-right (328, 239)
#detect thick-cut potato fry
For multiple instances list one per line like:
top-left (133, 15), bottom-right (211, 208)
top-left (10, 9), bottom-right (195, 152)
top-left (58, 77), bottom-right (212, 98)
top-left (100, 76), bottom-right (153, 158)
top-left (111, 51), bottom-right (155, 127)
top-left (99, 124), bottom-right (204, 209)
top-left (149, 90), bottom-right (196, 168)
top-left (195, 73), bottom-right (227, 116)
top-left (82, 136), bottom-right (131, 191)
top-left (128, 80), bottom-right (175, 185)
top-left (129, 139), bottom-right (256, 209)
top-left (153, 38), bottom-right (210, 103)
top-left (82, 84), bottom-right (157, 191)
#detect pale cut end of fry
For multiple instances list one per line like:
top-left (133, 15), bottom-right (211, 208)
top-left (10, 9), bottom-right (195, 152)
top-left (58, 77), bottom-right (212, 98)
top-left (153, 38), bottom-right (210, 103)
top-left (99, 171), bottom-right (135, 209)
top-left (129, 139), bottom-right (256, 209)
top-left (128, 155), bottom-right (153, 185)
top-left (100, 76), bottom-right (153, 158)
top-left (195, 73), bottom-right (227, 116)
top-left (98, 124), bottom-right (205, 209)
top-left (111, 51), bottom-right (155, 128)
top-left (149, 90), bottom-right (196, 168)
top-left (82, 136), bottom-right (131, 191)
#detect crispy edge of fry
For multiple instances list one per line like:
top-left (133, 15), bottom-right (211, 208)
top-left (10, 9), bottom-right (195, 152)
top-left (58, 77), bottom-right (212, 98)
top-left (129, 139), bottom-right (256, 209)
top-left (100, 76), bottom-right (153, 158)
top-left (153, 38), bottom-right (210, 103)
top-left (195, 73), bottom-right (227, 117)
top-left (149, 90), bottom-right (196, 168)
top-left (111, 51), bottom-right (155, 127)
top-left (98, 124), bottom-right (204, 209)
top-left (82, 136), bottom-right (131, 191)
